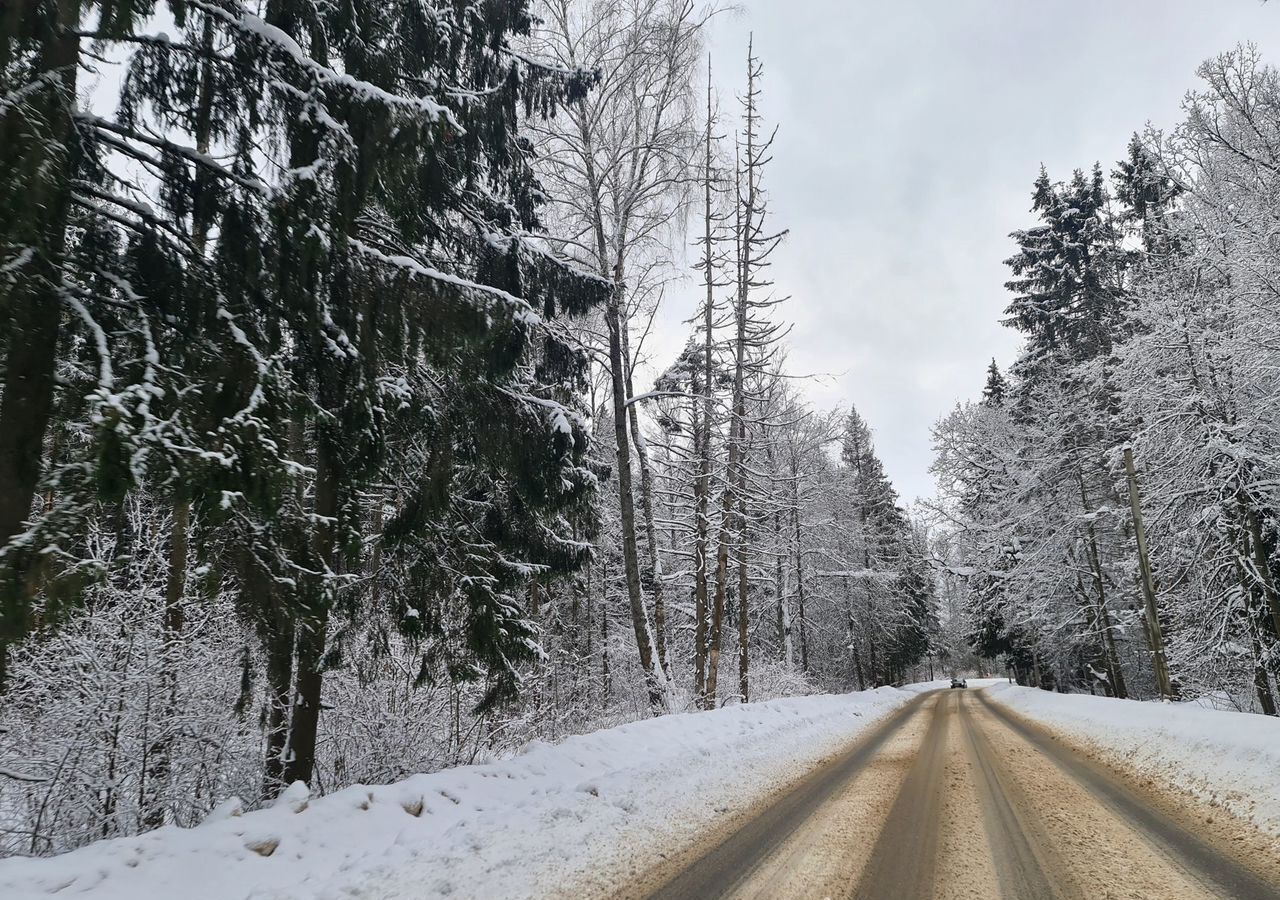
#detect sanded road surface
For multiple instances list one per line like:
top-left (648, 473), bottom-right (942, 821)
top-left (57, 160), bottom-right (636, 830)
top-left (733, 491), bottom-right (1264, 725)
top-left (627, 689), bottom-right (1280, 900)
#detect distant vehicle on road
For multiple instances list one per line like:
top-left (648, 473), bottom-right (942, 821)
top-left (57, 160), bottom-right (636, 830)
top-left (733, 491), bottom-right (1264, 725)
top-left (950, 677), bottom-right (967, 688)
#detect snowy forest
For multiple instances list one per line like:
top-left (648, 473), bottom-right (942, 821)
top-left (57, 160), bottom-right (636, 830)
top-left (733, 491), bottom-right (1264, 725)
top-left (0, 0), bottom-right (937, 856)
top-left (930, 46), bottom-right (1280, 717)
top-left (8, 0), bottom-right (1280, 871)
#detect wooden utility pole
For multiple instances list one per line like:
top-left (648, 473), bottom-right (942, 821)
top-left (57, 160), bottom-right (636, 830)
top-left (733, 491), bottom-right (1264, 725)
top-left (1123, 446), bottom-right (1174, 700)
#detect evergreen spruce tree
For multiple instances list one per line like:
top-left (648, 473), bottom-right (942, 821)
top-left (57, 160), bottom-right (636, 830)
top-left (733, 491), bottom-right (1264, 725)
top-left (1113, 133), bottom-right (1182, 256)
top-left (981, 359), bottom-right (1007, 407)
top-left (1004, 164), bottom-right (1127, 391)
top-left (3, 0), bottom-right (608, 793)
top-left (239, 0), bottom-right (610, 788)
top-left (839, 405), bottom-right (929, 685)
top-left (0, 0), bottom-right (232, 685)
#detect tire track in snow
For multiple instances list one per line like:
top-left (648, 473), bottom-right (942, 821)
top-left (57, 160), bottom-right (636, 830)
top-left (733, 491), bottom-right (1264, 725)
top-left (957, 691), bottom-right (1066, 900)
top-left (636, 691), bottom-right (932, 900)
top-left (976, 689), bottom-right (1280, 900)
top-left (633, 687), bottom-right (1280, 900)
top-left (850, 690), bottom-right (953, 899)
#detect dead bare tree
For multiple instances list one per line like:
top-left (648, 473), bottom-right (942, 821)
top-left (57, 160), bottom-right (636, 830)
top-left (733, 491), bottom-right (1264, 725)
top-left (707, 37), bottom-right (789, 707)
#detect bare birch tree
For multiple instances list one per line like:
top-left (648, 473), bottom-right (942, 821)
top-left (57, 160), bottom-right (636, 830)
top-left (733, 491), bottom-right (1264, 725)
top-left (528, 0), bottom-right (712, 710)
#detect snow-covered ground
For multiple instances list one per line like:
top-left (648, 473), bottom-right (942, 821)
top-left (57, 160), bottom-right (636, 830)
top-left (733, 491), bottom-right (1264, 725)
top-left (9, 680), bottom-right (1276, 900)
top-left (983, 682), bottom-right (1280, 841)
top-left (0, 687), bottom-right (913, 900)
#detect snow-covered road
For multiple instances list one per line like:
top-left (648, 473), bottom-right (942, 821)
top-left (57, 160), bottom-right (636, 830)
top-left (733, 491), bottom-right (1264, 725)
top-left (983, 681), bottom-right (1280, 841)
top-left (4, 683), bottom-right (1280, 899)
top-left (637, 688), bottom-right (1280, 900)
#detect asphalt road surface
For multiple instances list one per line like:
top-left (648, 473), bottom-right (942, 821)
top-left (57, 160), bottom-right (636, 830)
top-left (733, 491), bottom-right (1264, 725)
top-left (624, 688), bottom-right (1280, 900)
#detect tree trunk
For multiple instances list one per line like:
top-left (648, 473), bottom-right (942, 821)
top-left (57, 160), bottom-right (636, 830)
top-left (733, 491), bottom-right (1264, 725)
top-left (737, 499), bottom-right (750, 703)
top-left (143, 492), bottom-right (190, 828)
top-left (693, 385), bottom-right (711, 698)
top-left (621, 323), bottom-right (669, 681)
top-left (1245, 506), bottom-right (1280, 644)
top-left (1235, 542), bottom-right (1279, 716)
top-left (259, 414), bottom-right (309, 798)
top-left (1094, 596), bottom-right (1127, 699)
top-left (600, 552), bottom-right (611, 707)
top-left (565, 61), bottom-right (667, 712)
top-left (164, 493), bottom-right (192, 641)
top-left (774, 504), bottom-right (792, 666)
top-left (792, 502), bottom-right (809, 673)
top-left (1075, 571), bottom-right (1114, 696)
top-left (867, 632), bottom-right (879, 687)
top-left (1076, 462), bottom-right (1128, 699)
top-left (260, 577), bottom-right (295, 798)
top-left (284, 614), bottom-right (328, 788)
top-left (693, 70), bottom-right (717, 703)
top-left (281, 433), bottom-right (340, 788)
top-left (605, 297), bottom-right (666, 712)
top-left (711, 70), bottom-right (756, 708)
top-left (707, 371), bottom-right (746, 709)
top-left (706, 438), bottom-right (736, 708)
top-left (1250, 625), bottom-right (1278, 717)
top-left (1082, 538), bottom-right (1126, 698)
top-left (144, 26), bottom-right (216, 821)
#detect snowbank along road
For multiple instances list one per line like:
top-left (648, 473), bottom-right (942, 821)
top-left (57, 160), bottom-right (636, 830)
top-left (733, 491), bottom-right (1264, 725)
top-left (6, 684), bottom-right (1279, 900)
top-left (626, 687), bottom-right (1280, 900)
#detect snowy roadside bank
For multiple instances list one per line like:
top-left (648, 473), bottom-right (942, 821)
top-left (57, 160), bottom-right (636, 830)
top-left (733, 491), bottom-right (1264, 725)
top-left (982, 682), bottom-right (1280, 842)
top-left (0, 687), bottom-right (914, 900)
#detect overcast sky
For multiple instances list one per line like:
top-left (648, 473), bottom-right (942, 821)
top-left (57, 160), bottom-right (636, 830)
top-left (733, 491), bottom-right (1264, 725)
top-left (643, 0), bottom-right (1280, 505)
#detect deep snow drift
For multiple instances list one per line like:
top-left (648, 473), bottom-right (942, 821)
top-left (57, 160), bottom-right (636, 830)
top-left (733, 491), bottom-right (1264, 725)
top-left (0, 687), bottom-right (912, 900)
top-left (985, 682), bottom-right (1280, 841)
